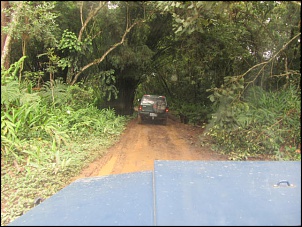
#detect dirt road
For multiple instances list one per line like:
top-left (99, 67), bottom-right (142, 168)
top-left (72, 116), bottom-right (228, 180)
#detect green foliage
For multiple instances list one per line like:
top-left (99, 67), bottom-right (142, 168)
top-left (206, 75), bottom-right (246, 131)
top-left (205, 84), bottom-right (301, 161)
top-left (65, 84), bottom-right (94, 109)
top-left (39, 78), bottom-right (68, 107)
top-left (1, 96), bottom-right (67, 160)
top-left (58, 30), bottom-right (82, 52)
top-left (84, 70), bottom-right (118, 107)
top-left (56, 29), bottom-right (93, 84)
top-left (22, 70), bottom-right (45, 90)
top-left (1, 134), bottom-right (118, 226)
top-left (1, 56), bottom-right (27, 81)
top-left (154, 1), bottom-right (230, 35)
top-left (54, 105), bottom-right (126, 138)
top-left (169, 100), bottom-right (212, 126)
top-left (1, 63), bottom-right (128, 225)
top-left (1, 80), bottom-right (21, 108)
top-left (57, 29), bottom-right (93, 55)
top-left (1, 1), bottom-right (301, 225)
top-left (23, 65), bottom-right (94, 110)
top-left (1, 100), bottom-right (126, 167)
top-left (97, 70), bottom-right (118, 101)
top-left (1, 88), bottom-right (128, 225)
top-left (1, 62), bottom-right (127, 167)
top-left (1, 1), bottom-right (59, 45)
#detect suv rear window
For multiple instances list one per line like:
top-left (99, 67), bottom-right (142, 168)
top-left (141, 96), bottom-right (166, 105)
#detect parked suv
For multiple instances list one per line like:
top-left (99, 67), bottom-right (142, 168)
top-left (137, 95), bottom-right (169, 125)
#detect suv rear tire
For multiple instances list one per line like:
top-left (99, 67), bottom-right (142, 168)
top-left (162, 118), bottom-right (167, 125)
top-left (138, 115), bottom-right (143, 124)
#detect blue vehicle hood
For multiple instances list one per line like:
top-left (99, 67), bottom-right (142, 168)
top-left (9, 160), bottom-right (301, 226)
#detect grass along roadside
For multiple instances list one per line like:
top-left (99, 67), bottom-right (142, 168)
top-left (1, 123), bottom-right (128, 226)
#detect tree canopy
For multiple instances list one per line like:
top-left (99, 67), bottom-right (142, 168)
top-left (1, 1), bottom-right (301, 158)
top-left (1, 2), bottom-right (300, 225)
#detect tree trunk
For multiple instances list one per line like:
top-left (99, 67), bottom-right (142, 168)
top-left (1, 1), bottom-right (24, 70)
top-left (104, 71), bottom-right (140, 116)
top-left (1, 1), bottom-right (11, 69)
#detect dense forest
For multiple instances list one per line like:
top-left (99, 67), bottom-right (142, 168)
top-left (1, 1), bottom-right (301, 225)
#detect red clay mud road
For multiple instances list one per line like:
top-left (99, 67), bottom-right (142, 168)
top-left (72, 116), bottom-right (228, 181)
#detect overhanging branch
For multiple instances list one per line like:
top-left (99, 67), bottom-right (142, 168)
top-left (70, 20), bottom-right (145, 85)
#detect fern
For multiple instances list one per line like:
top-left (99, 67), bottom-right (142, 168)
top-left (19, 92), bottom-right (41, 106)
top-left (1, 56), bottom-right (27, 80)
top-left (39, 78), bottom-right (68, 106)
top-left (1, 79), bottom-right (41, 110)
top-left (1, 80), bottom-right (21, 108)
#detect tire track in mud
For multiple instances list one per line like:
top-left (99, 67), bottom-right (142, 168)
top-left (72, 116), bottom-right (228, 181)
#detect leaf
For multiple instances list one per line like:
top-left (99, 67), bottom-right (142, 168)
top-left (175, 26), bottom-right (183, 33)
top-left (209, 95), bottom-right (215, 102)
top-left (188, 3), bottom-right (194, 9)
top-left (1, 81), bottom-right (21, 106)
top-left (175, 17), bottom-right (184, 23)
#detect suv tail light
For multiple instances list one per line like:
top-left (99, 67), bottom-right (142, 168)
top-left (165, 107), bottom-right (169, 112)
top-left (138, 105), bottom-right (142, 111)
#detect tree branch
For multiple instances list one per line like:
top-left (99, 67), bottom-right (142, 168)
top-left (239, 32), bottom-right (301, 79)
top-left (70, 20), bottom-right (145, 85)
top-left (78, 1), bottom-right (107, 42)
top-left (79, 1), bottom-right (84, 26)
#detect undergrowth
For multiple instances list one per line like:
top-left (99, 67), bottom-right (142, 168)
top-left (1, 134), bottom-right (126, 226)
top-left (205, 75), bottom-right (301, 161)
top-left (1, 61), bottom-right (128, 226)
